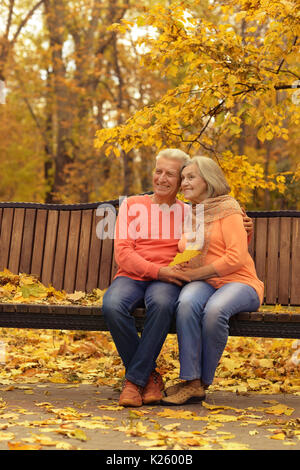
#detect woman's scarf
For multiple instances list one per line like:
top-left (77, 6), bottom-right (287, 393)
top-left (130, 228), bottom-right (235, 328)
top-left (183, 194), bottom-right (243, 266)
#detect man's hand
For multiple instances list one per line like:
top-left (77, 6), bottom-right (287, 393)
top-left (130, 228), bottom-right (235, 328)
top-left (158, 266), bottom-right (191, 286)
top-left (242, 208), bottom-right (253, 236)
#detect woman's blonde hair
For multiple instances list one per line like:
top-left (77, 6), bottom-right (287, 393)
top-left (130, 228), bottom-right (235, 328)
top-left (184, 156), bottom-right (231, 198)
top-left (156, 148), bottom-right (190, 168)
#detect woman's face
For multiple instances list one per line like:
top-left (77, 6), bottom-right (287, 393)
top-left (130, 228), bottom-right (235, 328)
top-left (181, 163), bottom-right (208, 203)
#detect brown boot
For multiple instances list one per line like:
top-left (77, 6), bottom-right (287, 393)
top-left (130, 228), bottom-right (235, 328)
top-left (161, 380), bottom-right (206, 405)
top-left (164, 381), bottom-right (185, 397)
top-left (119, 379), bottom-right (143, 407)
top-left (142, 371), bottom-right (164, 404)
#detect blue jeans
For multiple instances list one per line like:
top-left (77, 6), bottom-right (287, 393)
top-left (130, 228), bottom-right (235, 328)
top-left (102, 276), bottom-right (181, 387)
top-left (175, 281), bottom-right (260, 385)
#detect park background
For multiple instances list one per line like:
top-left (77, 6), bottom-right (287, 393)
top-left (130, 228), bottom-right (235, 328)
top-left (0, 0), bottom-right (299, 450)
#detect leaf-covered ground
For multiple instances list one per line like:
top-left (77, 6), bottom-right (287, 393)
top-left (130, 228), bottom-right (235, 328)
top-left (0, 269), bottom-right (299, 394)
top-left (0, 270), bottom-right (299, 450)
top-left (0, 328), bottom-right (299, 397)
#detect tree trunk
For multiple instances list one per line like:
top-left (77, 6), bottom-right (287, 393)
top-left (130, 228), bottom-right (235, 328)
top-left (44, 0), bottom-right (73, 202)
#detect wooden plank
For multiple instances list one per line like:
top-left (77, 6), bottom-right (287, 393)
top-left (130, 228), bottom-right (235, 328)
top-left (97, 206), bottom-right (115, 290)
top-left (265, 217), bottom-right (279, 305)
top-left (19, 209), bottom-right (37, 275)
top-left (278, 217), bottom-right (292, 305)
top-left (290, 218), bottom-right (300, 305)
top-left (249, 312), bottom-right (264, 321)
top-left (63, 210), bottom-right (81, 293)
top-left (75, 210), bottom-right (93, 292)
top-left (8, 208), bottom-right (25, 274)
top-left (254, 218), bottom-right (268, 293)
top-left (86, 209), bottom-right (102, 292)
top-left (41, 211), bottom-right (59, 287)
top-left (99, 238), bottom-right (114, 290)
top-left (52, 211), bottom-right (70, 291)
top-left (0, 208), bottom-right (14, 270)
top-left (31, 210), bottom-right (48, 279)
top-left (0, 208), bottom-right (3, 235)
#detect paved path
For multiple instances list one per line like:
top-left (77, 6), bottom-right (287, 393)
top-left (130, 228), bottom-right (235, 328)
top-left (0, 383), bottom-right (299, 453)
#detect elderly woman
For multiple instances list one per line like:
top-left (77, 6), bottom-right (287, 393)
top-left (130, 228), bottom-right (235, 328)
top-left (162, 156), bottom-right (264, 405)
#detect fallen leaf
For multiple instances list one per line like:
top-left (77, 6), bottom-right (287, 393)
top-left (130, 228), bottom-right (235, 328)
top-left (263, 404), bottom-right (294, 416)
top-left (269, 432), bottom-right (286, 440)
top-left (0, 431), bottom-right (15, 441)
top-left (8, 441), bottom-right (42, 450)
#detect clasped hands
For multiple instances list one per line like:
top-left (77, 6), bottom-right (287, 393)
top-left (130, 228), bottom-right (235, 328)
top-left (158, 257), bottom-right (200, 286)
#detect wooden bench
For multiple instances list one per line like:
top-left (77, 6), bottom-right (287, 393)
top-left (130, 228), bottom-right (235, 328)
top-left (0, 200), bottom-right (299, 339)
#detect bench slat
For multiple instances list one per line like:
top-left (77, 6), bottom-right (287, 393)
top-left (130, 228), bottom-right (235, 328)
top-left (266, 217), bottom-right (279, 304)
top-left (99, 238), bottom-right (114, 290)
top-left (0, 208), bottom-right (14, 269)
top-left (31, 209), bottom-right (47, 279)
top-left (64, 211), bottom-right (81, 292)
top-left (278, 217), bottom-right (292, 305)
top-left (8, 208), bottom-right (25, 274)
top-left (19, 209), bottom-right (37, 275)
top-left (52, 211), bottom-right (70, 291)
top-left (86, 209), bottom-right (102, 292)
top-left (75, 209), bottom-right (93, 292)
top-left (290, 218), bottom-right (300, 305)
top-left (41, 211), bottom-right (59, 287)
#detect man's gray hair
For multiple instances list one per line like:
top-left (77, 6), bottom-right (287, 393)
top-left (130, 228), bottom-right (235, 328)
top-left (156, 148), bottom-right (190, 167)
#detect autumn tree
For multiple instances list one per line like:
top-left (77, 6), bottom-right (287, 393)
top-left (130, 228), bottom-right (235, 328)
top-left (0, 0), bottom-right (44, 83)
top-left (95, 0), bottom-right (300, 208)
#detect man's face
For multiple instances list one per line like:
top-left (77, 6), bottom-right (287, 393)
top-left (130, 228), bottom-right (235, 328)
top-left (153, 157), bottom-right (182, 201)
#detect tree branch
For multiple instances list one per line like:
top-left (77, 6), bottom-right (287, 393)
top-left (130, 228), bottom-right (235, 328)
top-left (11, 0), bottom-right (45, 46)
top-left (5, 0), bottom-right (15, 40)
top-left (276, 36), bottom-right (298, 75)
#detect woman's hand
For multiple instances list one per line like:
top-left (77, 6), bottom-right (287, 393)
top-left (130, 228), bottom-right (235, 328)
top-left (172, 263), bottom-right (218, 282)
top-left (241, 208), bottom-right (253, 236)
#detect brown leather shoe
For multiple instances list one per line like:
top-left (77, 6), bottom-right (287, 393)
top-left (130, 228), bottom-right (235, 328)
top-left (161, 380), bottom-right (206, 405)
top-left (164, 381), bottom-right (185, 397)
top-left (142, 371), bottom-right (164, 404)
top-left (119, 379), bottom-right (143, 407)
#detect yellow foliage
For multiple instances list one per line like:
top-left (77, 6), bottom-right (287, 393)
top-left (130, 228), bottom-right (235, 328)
top-left (169, 250), bottom-right (200, 266)
top-left (94, 0), bottom-right (300, 203)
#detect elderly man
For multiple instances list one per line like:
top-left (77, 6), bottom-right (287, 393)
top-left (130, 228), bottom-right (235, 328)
top-left (103, 149), bottom-right (252, 407)
top-left (102, 149), bottom-right (192, 407)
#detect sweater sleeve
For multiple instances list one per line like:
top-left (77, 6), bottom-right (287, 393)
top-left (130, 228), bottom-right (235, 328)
top-left (114, 199), bottom-right (161, 280)
top-left (211, 214), bottom-right (249, 276)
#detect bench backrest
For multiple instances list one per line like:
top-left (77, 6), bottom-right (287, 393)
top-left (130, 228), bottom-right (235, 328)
top-left (0, 202), bottom-right (299, 306)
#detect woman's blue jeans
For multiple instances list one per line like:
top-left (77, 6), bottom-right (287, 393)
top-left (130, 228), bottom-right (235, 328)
top-left (102, 276), bottom-right (181, 387)
top-left (175, 281), bottom-right (260, 385)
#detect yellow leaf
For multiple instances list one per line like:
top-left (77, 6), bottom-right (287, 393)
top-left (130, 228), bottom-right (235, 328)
top-left (7, 441), bottom-right (42, 450)
top-left (270, 432), bottom-right (286, 440)
top-left (58, 428), bottom-right (88, 442)
top-left (169, 250), bottom-right (200, 266)
top-left (264, 404), bottom-right (294, 416)
top-left (67, 291), bottom-right (86, 302)
top-left (209, 414), bottom-right (238, 423)
top-left (49, 373), bottom-right (66, 384)
top-left (0, 431), bottom-right (15, 441)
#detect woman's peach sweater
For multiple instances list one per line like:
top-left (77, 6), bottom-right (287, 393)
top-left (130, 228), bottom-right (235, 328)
top-left (179, 213), bottom-right (264, 304)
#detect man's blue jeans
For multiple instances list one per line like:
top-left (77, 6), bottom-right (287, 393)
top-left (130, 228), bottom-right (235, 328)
top-left (175, 281), bottom-right (260, 385)
top-left (102, 276), bottom-right (181, 387)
